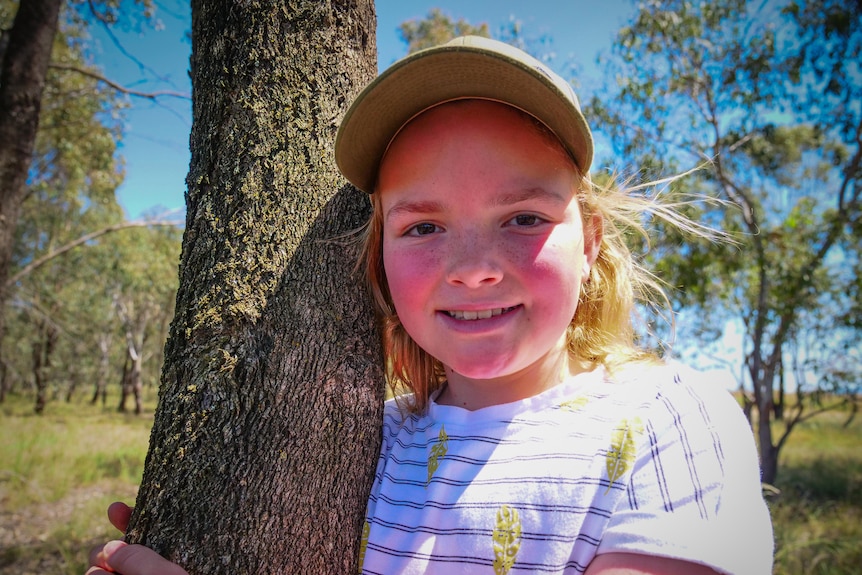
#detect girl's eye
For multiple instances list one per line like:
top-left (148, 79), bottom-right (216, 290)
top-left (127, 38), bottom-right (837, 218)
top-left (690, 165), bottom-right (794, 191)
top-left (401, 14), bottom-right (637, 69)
top-left (509, 214), bottom-right (543, 227)
top-left (407, 222), bottom-right (440, 236)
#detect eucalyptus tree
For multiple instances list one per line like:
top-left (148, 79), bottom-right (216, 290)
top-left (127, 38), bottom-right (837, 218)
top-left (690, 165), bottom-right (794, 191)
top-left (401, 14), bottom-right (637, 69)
top-left (398, 8), bottom-right (489, 52)
top-left (0, 0), bottom-right (64, 392)
top-left (124, 1), bottom-right (384, 572)
top-left (589, 0), bottom-right (861, 483)
top-left (109, 223), bottom-right (180, 414)
top-left (0, 0), bottom-right (165, 397)
top-left (0, 0), bottom-right (141, 408)
top-left (1, 0), bottom-right (128, 408)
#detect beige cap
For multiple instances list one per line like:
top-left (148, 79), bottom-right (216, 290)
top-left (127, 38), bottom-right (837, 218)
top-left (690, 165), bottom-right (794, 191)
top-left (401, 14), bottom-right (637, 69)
top-left (335, 35), bottom-right (594, 193)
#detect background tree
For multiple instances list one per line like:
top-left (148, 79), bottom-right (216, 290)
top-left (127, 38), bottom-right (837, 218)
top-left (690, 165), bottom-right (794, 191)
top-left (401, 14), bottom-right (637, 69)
top-left (2, 0), bottom-right (121, 408)
top-left (124, 0), bottom-right (384, 572)
top-left (0, 0), bottom-right (64, 394)
top-left (5, 210), bottom-right (181, 411)
top-left (396, 8), bottom-right (557, 66)
top-left (398, 7), bottom-right (489, 52)
top-left (108, 223), bottom-right (181, 414)
top-left (588, 0), bottom-right (861, 484)
top-left (1, 0), bottom-right (183, 411)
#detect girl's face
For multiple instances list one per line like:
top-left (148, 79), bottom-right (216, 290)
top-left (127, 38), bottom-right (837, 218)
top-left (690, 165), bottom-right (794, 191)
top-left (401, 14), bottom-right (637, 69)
top-left (377, 101), bottom-right (600, 409)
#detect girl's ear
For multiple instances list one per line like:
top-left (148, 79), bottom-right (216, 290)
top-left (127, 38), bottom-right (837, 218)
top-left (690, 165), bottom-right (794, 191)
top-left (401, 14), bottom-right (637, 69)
top-left (584, 212), bottom-right (603, 268)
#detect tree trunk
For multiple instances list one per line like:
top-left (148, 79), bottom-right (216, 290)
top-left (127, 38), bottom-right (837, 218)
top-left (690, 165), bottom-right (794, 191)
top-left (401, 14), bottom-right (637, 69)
top-left (0, 359), bottom-right (6, 403)
top-left (0, 0), bottom-right (63, 389)
top-left (757, 380), bottom-right (778, 485)
top-left (775, 357), bottom-right (785, 421)
top-left (65, 370), bottom-right (79, 402)
top-left (125, 1), bottom-right (383, 573)
top-left (92, 334), bottom-right (111, 405)
top-left (131, 347), bottom-right (143, 415)
top-left (32, 320), bottom-right (57, 414)
top-left (33, 335), bottom-right (47, 415)
top-left (118, 353), bottom-right (131, 413)
top-left (759, 428), bottom-right (779, 486)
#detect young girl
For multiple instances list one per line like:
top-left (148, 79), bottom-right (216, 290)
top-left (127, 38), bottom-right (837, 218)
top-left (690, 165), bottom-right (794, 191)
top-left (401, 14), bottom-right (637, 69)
top-left (88, 36), bottom-right (773, 575)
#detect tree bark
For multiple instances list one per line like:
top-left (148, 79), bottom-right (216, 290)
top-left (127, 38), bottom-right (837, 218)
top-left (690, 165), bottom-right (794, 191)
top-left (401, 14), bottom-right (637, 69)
top-left (126, 1), bottom-right (383, 573)
top-left (0, 0), bottom-right (63, 404)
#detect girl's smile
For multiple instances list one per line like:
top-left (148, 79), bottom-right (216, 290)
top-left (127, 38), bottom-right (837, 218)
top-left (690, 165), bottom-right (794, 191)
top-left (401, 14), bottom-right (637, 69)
top-left (438, 304), bottom-right (522, 335)
top-left (377, 100), bottom-right (601, 409)
top-left (443, 305), bottom-right (519, 321)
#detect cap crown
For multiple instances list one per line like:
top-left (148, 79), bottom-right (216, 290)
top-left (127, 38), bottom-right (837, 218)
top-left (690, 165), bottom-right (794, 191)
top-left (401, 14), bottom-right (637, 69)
top-left (336, 35), bottom-right (594, 193)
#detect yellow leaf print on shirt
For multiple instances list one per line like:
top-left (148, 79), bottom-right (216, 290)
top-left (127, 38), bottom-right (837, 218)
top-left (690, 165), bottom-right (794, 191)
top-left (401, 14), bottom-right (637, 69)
top-left (605, 416), bottom-right (643, 494)
top-left (492, 505), bottom-right (522, 575)
top-left (357, 520), bottom-right (370, 573)
top-left (427, 425), bottom-right (448, 486)
top-left (558, 395), bottom-right (589, 412)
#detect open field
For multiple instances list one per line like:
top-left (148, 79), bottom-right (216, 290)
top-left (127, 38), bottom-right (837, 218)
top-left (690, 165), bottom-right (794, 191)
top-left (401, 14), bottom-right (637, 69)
top-left (1, 392), bottom-right (859, 574)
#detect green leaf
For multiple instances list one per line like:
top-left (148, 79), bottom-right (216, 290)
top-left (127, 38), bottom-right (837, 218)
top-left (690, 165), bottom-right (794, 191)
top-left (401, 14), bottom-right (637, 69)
top-left (606, 417), bottom-right (643, 493)
top-left (426, 425), bottom-right (449, 485)
top-left (492, 505), bottom-right (522, 575)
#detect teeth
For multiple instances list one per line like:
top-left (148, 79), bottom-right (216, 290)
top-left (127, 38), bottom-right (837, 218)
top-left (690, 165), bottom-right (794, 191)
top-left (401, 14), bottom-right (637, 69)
top-left (447, 307), bottom-right (514, 320)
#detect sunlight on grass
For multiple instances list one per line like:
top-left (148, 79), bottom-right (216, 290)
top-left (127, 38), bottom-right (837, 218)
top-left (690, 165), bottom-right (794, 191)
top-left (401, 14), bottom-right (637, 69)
top-left (1, 394), bottom-right (153, 511)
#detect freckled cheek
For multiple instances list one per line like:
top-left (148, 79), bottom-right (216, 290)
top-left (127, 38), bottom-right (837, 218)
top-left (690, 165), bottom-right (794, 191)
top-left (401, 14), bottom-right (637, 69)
top-left (383, 245), bottom-right (441, 313)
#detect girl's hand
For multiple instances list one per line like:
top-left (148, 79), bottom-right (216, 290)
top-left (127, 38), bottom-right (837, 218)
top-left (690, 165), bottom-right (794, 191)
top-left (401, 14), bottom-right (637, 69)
top-left (86, 502), bottom-right (189, 575)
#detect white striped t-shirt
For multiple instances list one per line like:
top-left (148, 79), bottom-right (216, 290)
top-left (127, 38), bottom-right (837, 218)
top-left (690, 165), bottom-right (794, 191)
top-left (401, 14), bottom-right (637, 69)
top-left (358, 363), bottom-right (773, 574)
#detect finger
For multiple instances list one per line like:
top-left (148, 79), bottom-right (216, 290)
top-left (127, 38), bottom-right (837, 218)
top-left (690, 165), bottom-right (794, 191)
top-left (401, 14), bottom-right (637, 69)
top-left (102, 541), bottom-right (189, 575)
top-left (107, 501), bottom-right (134, 533)
top-left (88, 540), bottom-right (126, 572)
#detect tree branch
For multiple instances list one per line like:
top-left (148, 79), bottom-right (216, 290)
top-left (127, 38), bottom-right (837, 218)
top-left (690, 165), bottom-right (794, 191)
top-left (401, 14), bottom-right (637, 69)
top-left (764, 122), bottom-right (862, 370)
top-left (6, 219), bottom-right (180, 288)
top-left (48, 63), bottom-right (189, 100)
top-left (86, 0), bottom-right (171, 84)
top-left (839, 118), bottom-right (862, 212)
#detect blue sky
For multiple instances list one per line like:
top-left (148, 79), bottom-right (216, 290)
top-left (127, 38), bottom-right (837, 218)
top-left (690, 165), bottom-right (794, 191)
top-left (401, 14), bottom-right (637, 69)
top-left (91, 0), bottom-right (636, 219)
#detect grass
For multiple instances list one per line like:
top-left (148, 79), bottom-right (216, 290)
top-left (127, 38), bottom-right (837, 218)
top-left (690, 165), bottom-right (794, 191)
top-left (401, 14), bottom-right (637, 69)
top-left (769, 409), bottom-right (862, 575)
top-left (0, 392), bottom-right (155, 575)
top-left (0, 394), bottom-right (154, 508)
top-left (0, 391), bottom-right (859, 574)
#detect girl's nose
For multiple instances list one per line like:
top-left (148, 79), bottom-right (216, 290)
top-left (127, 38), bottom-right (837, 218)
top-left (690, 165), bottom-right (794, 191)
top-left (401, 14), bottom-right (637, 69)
top-left (445, 231), bottom-right (503, 288)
